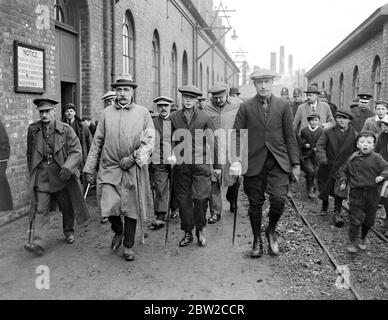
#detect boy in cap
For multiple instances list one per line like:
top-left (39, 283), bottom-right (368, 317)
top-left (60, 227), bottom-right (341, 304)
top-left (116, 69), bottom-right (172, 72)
top-left (149, 96), bottom-right (175, 230)
top-left (300, 112), bottom-right (323, 199)
top-left (362, 99), bottom-right (388, 136)
top-left (374, 117), bottom-right (388, 237)
top-left (316, 109), bottom-right (357, 226)
top-left (339, 131), bottom-right (388, 253)
top-left (170, 84), bottom-right (221, 248)
top-left (25, 97), bottom-right (89, 256)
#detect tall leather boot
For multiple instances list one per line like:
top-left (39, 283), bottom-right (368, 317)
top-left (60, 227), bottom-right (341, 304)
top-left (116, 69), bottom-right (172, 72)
top-left (321, 199), bottom-right (329, 216)
top-left (248, 208), bottom-right (263, 258)
top-left (266, 206), bottom-right (282, 256)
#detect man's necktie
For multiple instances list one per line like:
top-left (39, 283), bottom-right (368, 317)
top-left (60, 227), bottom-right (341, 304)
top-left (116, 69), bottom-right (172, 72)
top-left (262, 99), bottom-right (269, 121)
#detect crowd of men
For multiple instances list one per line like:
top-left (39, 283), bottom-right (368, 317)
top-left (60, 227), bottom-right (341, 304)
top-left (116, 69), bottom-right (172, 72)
top-left (7, 69), bottom-right (387, 261)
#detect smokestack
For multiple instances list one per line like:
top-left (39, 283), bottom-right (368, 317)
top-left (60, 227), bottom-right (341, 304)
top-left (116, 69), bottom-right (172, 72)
top-left (270, 52), bottom-right (277, 73)
top-left (288, 54), bottom-right (293, 77)
top-left (280, 46), bottom-right (285, 75)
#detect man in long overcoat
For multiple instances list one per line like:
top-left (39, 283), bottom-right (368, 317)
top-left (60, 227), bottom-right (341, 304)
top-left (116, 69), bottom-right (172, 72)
top-left (83, 75), bottom-right (155, 262)
top-left (316, 109), bottom-right (357, 227)
top-left (230, 69), bottom-right (300, 258)
top-left (0, 118), bottom-right (13, 211)
top-left (25, 97), bottom-right (90, 256)
top-left (204, 83), bottom-right (241, 222)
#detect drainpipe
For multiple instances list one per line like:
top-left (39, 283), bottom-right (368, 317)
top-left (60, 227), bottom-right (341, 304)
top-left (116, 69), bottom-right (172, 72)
top-left (111, 0), bottom-right (116, 83)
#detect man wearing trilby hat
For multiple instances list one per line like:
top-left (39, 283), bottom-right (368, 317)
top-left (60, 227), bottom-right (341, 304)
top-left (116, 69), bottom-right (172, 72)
top-left (230, 68), bottom-right (300, 258)
top-left (25, 97), bottom-right (90, 256)
top-left (83, 74), bottom-right (155, 262)
top-left (293, 85), bottom-right (335, 133)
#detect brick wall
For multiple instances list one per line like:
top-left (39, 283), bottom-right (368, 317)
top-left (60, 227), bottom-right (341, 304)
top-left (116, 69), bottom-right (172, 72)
top-left (307, 23), bottom-right (387, 110)
top-left (0, 0), bottom-right (238, 224)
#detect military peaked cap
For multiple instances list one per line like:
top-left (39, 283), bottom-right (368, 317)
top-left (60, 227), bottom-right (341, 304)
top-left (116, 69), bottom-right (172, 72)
top-left (33, 97), bottom-right (59, 111)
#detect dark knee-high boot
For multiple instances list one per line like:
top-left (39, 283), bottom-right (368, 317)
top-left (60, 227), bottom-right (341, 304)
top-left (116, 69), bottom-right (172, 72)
top-left (248, 208), bottom-right (263, 258)
top-left (266, 205), bottom-right (283, 256)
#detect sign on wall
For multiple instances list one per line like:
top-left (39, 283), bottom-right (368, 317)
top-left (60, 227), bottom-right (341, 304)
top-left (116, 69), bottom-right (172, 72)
top-left (14, 41), bottom-right (46, 93)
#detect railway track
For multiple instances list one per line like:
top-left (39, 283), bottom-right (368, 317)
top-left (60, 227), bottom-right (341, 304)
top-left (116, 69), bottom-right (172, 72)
top-left (288, 195), bottom-right (363, 300)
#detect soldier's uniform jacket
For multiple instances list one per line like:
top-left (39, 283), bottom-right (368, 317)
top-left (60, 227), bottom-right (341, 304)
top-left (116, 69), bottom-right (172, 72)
top-left (27, 120), bottom-right (89, 224)
top-left (351, 107), bottom-right (375, 133)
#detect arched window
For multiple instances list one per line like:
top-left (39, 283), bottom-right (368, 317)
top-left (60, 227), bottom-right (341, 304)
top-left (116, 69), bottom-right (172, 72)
top-left (352, 66), bottom-right (359, 100)
top-left (122, 11), bottom-right (135, 77)
top-left (171, 44), bottom-right (178, 102)
top-left (152, 30), bottom-right (161, 99)
top-left (322, 81), bottom-right (325, 89)
top-left (199, 63), bottom-right (203, 92)
top-left (182, 51), bottom-right (188, 86)
top-left (55, 0), bottom-right (76, 27)
top-left (339, 73), bottom-right (344, 109)
top-left (372, 56), bottom-right (382, 101)
top-left (329, 78), bottom-right (333, 101)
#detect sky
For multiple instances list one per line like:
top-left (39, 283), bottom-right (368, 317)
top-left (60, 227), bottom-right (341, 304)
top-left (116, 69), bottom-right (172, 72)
top-left (214, 0), bottom-right (388, 73)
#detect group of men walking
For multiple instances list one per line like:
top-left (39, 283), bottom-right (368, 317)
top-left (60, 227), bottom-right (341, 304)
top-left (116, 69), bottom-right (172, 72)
top-left (22, 66), bottom-right (388, 262)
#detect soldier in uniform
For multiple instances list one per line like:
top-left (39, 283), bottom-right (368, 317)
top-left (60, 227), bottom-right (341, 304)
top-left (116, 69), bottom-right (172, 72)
top-left (351, 93), bottom-right (375, 133)
top-left (149, 96), bottom-right (175, 230)
top-left (280, 87), bottom-right (290, 101)
top-left (230, 69), bottom-right (300, 258)
top-left (204, 83), bottom-right (241, 222)
top-left (25, 97), bottom-right (90, 256)
top-left (83, 75), bottom-right (155, 262)
top-left (170, 85), bottom-right (221, 247)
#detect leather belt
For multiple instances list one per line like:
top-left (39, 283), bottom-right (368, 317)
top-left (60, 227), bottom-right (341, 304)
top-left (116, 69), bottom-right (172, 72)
top-left (42, 154), bottom-right (54, 164)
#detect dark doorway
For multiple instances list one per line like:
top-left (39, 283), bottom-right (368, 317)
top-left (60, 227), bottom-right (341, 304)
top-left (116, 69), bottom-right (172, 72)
top-left (61, 81), bottom-right (77, 119)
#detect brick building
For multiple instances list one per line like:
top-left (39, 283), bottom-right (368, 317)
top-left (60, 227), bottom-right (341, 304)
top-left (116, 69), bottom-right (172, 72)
top-left (306, 4), bottom-right (388, 110)
top-left (0, 0), bottom-right (239, 224)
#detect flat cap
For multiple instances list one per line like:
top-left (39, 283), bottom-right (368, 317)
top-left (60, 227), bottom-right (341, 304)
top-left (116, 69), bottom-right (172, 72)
top-left (281, 87), bottom-right (289, 95)
top-left (178, 85), bottom-right (202, 97)
top-left (63, 103), bottom-right (76, 112)
top-left (249, 68), bottom-right (277, 80)
top-left (101, 91), bottom-right (117, 101)
top-left (304, 85), bottom-right (320, 94)
top-left (357, 130), bottom-right (376, 143)
top-left (358, 93), bottom-right (372, 100)
top-left (33, 97), bottom-right (59, 111)
top-left (336, 109), bottom-right (353, 120)
top-left (307, 112), bottom-right (321, 121)
top-left (209, 83), bottom-right (228, 97)
top-left (111, 74), bottom-right (138, 89)
top-left (375, 99), bottom-right (388, 108)
top-left (153, 96), bottom-right (174, 105)
top-left (349, 99), bottom-right (359, 108)
top-left (293, 88), bottom-right (302, 96)
top-left (229, 87), bottom-right (240, 95)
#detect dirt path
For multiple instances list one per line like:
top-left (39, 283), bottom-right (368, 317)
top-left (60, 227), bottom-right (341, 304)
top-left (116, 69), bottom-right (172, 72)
top-left (0, 188), bottom-right (287, 300)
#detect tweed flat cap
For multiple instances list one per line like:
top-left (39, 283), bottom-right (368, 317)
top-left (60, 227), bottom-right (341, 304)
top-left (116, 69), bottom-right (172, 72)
top-left (375, 99), bottom-right (388, 108)
top-left (336, 109), bottom-right (353, 120)
top-left (209, 83), bottom-right (228, 97)
top-left (249, 68), bottom-right (277, 80)
top-left (178, 85), bottom-right (202, 97)
top-left (153, 96), bottom-right (174, 105)
top-left (63, 103), bottom-right (76, 112)
top-left (307, 112), bottom-right (321, 121)
top-left (357, 130), bottom-right (376, 143)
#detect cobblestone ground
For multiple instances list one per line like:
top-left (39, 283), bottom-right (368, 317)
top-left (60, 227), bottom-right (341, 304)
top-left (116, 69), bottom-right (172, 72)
top-left (2, 182), bottom-right (383, 300)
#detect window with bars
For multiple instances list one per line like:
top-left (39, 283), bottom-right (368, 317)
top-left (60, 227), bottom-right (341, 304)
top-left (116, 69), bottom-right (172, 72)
top-left (372, 56), bottom-right (382, 101)
top-left (339, 73), bottom-right (344, 108)
top-left (182, 51), bottom-right (188, 86)
top-left (54, 0), bottom-right (76, 27)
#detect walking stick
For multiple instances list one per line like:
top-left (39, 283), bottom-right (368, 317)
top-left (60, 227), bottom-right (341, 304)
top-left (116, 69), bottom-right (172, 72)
top-left (84, 183), bottom-right (91, 200)
top-left (135, 166), bottom-right (145, 244)
top-left (232, 176), bottom-right (240, 246)
top-left (25, 212), bottom-right (36, 250)
top-left (164, 165), bottom-right (174, 252)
